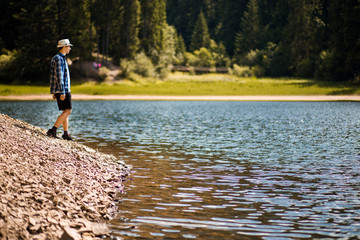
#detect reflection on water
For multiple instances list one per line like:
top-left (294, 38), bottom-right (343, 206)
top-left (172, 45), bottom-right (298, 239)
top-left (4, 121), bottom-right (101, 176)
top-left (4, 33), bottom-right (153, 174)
top-left (1, 101), bottom-right (360, 239)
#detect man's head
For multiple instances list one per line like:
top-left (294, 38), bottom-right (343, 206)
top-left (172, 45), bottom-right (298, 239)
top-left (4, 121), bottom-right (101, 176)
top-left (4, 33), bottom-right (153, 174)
top-left (57, 39), bottom-right (73, 55)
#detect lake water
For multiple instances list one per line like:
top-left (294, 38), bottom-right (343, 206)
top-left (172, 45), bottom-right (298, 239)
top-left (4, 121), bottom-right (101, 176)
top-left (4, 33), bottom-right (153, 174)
top-left (1, 100), bottom-right (360, 239)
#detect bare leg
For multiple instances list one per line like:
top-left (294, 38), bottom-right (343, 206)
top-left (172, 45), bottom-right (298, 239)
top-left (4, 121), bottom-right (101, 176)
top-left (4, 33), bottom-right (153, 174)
top-left (54, 109), bottom-right (71, 129)
top-left (63, 116), bottom-right (69, 131)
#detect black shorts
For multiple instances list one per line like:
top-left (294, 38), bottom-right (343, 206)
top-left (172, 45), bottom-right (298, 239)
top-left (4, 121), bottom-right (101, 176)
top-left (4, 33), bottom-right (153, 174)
top-left (55, 93), bottom-right (72, 110)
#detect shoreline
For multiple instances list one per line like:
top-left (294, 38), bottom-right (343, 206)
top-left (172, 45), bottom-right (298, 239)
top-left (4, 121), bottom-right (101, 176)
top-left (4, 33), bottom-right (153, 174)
top-left (0, 113), bottom-right (130, 239)
top-left (1, 94), bottom-right (360, 101)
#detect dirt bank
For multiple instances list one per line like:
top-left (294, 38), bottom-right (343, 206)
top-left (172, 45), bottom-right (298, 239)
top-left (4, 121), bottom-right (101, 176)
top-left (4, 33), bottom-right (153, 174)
top-left (1, 94), bottom-right (360, 101)
top-left (0, 113), bottom-right (130, 239)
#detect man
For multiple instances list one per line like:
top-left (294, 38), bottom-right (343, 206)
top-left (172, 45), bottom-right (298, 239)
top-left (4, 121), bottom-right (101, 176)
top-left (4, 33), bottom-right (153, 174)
top-left (47, 39), bottom-right (74, 141)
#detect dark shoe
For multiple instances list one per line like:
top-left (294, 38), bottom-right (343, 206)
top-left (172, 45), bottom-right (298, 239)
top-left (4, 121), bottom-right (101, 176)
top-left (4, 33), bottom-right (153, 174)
top-left (62, 134), bottom-right (74, 141)
top-left (47, 129), bottom-right (58, 138)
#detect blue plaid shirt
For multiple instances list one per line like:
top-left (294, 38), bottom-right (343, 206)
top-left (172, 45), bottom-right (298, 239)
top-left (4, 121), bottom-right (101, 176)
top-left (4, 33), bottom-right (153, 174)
top-left (50, 53), bottom-right (71, 94)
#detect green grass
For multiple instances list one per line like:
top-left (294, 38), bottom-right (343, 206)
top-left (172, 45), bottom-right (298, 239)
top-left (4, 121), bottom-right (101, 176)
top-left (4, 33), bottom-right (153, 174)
top-left (0, 85), bottom-right (48, 95)
top-left (1, 72), bottom-right (359, 96)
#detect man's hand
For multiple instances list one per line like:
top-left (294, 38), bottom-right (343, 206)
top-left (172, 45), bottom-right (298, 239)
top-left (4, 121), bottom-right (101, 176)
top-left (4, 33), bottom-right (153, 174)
top-left (60, 94), bottom-right (66, 101)
top-left (52, 94), bottom-right (56, 100)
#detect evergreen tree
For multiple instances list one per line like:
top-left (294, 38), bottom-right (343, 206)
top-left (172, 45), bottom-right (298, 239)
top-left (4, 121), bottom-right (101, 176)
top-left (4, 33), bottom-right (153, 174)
top-left (91, 0), bottom-right (112, 60)
top-left (1, 0), bottom-right (92, 82)
top-left (282, 0), bottom-right (320, 78)
top-left (124, 0), bottom-right (141, 59)
top-left (210, 1), bottom-right (249, 56)
top-left (157, 24), bottom-right (179, 77)
top-left (267, 0), bottom-right (290, 44)
top-left (166, 0), bottom-right (209, 50)
top-left (258, 0), bottom-right (279, 27)
top-left (140, 0), bottom-right (167, 63)
top-left (1, 0), bottom-right (360, 81)
top-left (325, 0), bottom-right (360, 81)
top-left (162, 24), bottom-right (178, 64)
top-left (190, 11), bottom-right (211, 51)
top-left (234, 0), bottom-right (263, 57)
top-left (177, 35), bottom-right (186, 55)
top-left (0, 0), bottom-right (22, 50)
top-left (9, 0), bottom-right (58, 82)
top-left (60, 0), bottom-right (92, 60)
top-left (110, 0), bottom-right (141, 61)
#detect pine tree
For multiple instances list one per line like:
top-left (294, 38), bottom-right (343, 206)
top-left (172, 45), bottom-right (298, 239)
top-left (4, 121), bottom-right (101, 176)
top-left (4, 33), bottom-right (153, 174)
top-left (125, 0), bottom-right (141, 59)
top-left (62, 0), bottom-right (93, 60)
top-left (10, 0), bottom-right (59, 81)
top-left (110, 0), bottom-right (141, 61)
top-left (234, 0), bottom-right (262, 57)
top-left (282, 0), bottom-right (320, 78)
top-left (189, 11), bottom-right (211, 51)
top-left (325, 0), bottom-right (360, 81)
top-left (166, 0), bottom-right (208, 51)
top-left (140, 0), bottom-right (167, 63)
top-left (177, 35), bottom-right (186, 57)
top-left (267, 0), bottom-right (290, 44)
top-left (91, 0), bottom-right (112, 61)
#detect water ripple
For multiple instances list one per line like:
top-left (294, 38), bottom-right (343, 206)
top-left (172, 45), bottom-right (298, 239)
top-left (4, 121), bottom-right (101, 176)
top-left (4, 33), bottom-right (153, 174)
top-left (2, 101), bottom-right (360, 239)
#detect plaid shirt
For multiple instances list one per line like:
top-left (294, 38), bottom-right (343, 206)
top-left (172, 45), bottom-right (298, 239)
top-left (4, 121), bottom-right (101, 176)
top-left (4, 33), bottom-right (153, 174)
top-left (50, 53), bottom-right (71, 94)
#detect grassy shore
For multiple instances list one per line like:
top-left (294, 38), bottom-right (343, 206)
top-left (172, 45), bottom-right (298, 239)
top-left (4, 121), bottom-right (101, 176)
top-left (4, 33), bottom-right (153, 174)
top-left (1, 72), bottom-right (359, 96)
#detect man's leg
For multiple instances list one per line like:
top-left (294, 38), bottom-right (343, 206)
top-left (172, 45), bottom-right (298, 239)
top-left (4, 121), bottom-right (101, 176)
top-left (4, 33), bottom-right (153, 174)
top-left (47, 109), bottom-right (71, 138)
top-left (58, 109), bottom-right (73, 140)
top-left (54, 109), bottom-right (71, 128)
top-left (63, 116), bottom-right (69, 132)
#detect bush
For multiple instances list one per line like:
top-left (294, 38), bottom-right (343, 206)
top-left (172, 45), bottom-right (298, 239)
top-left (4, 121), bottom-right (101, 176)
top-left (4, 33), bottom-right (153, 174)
top-left (98, 67), bottom-right (110, 81)
top-left (120, 58), bottom-right (135, 79)
top-left (0, 50), bottom-right (15, 69)
top-left (157, 66), bottom-right (171, 79)
top-left (353, 74), bottom-right (360, 84)
top-left (232, 64), bottom-right (252, 77)
top-left (0, 49), bottom-right (18, 83)
top-left (183, 41), bottom-right (230, 69)
top-left (133, 52), bottom-right (155, 77)
top-left (296, 55), bottom-right (317, 78)
top-left (251, 65), bottom-right (265, 78)
top-left (210, 40), bottom-right (231, 67)
top-left (235, 42), bottom-right (279, 77)
top-left (120, 52), bottom-right (155, 79)
top-left (195, 48), bottom-right (215, 67)
top-left (184, 52), bottom-right (199, 67)
top-left (314, 50), bottom-right (334, 81)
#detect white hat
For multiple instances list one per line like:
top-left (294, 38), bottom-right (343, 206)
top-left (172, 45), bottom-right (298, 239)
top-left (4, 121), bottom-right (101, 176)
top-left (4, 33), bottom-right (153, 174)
top-left (57, 39), bottom-right (73, 47)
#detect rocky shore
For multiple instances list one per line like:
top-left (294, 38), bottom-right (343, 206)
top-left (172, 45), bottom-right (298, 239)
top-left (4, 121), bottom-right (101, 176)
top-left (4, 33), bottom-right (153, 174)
top-left (0, 113), bottom-right (130, 239)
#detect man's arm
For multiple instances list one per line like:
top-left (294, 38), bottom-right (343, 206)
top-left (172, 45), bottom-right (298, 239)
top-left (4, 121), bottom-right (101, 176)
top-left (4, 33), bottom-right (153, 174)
top-left (55, 57), bottom-right (66, 95)
top-left (56, 57), bottom-right (66, 100)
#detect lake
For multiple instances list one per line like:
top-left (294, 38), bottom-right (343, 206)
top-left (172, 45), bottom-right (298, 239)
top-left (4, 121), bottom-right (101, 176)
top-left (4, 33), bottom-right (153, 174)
top-left (1, 100), bottom-right (360, 239)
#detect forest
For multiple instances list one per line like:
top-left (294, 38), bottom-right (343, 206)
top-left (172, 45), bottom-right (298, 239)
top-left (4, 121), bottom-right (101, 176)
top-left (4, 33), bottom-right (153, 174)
top-left (0, 0), bottom-right (359, 83)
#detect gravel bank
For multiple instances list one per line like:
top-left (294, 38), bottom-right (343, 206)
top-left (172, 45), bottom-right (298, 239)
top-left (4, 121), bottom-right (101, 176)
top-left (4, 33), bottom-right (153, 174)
top-left (0, 113), bottom-right (130, 239)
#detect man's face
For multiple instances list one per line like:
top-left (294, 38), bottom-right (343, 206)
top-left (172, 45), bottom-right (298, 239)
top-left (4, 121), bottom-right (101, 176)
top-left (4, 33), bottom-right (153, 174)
top-left (64, 46), bottom-right (71, 55)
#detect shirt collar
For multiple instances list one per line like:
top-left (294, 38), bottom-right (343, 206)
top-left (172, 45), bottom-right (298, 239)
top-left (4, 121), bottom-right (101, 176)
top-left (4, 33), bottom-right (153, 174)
top-left (58, 52), bottom-right (66, 59)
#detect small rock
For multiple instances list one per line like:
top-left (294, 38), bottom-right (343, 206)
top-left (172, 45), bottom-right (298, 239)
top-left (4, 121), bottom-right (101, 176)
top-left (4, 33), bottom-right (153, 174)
top-left (60, 226), bottom-right (82, 240)
top-left (60, 220), bottom-right (70, 228)
top-left (32, 233), bottom-right (47, 240)
top-left (29, 217), bottom-right (38, 226)
top-left (28, 224), bottom-right (42, 234)
top-left (90, 223), bottom-right (110, 236)
top-left (62, 177), bottom-right (72, 184)
top-left (48, 216), bottom-right (58, 225)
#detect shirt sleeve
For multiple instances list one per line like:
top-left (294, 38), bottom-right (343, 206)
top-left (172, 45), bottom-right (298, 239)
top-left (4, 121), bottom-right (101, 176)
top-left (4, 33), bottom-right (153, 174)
top-left (55, 57), bottom-right (66, 94)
